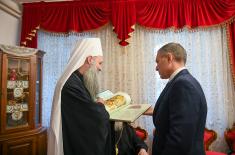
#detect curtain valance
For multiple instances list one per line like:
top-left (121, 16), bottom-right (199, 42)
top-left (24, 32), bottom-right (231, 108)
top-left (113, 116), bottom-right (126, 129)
top-left (20, 0), bottom-right (235, 47)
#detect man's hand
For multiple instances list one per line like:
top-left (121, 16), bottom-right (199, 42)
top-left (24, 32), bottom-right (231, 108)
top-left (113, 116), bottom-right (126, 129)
top-left (138, 148), bottom-right (148, 155)
top-left (96, 97), bottom-right (105, 104)
top-left (143, 106), bottom-right (153, 116)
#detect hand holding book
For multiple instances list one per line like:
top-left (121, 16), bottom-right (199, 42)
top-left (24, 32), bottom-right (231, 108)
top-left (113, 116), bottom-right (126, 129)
top-left (96, 97), bottom-right (105, 105)
top-left (97, 90), bottom-right (151, 122)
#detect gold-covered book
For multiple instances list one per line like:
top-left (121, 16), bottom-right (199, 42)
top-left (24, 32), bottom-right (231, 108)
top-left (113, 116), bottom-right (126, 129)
top-left (97, 90), bottom-right (151, 122)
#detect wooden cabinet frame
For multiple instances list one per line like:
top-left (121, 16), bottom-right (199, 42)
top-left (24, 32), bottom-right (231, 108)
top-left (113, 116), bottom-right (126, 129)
top-left (0, 45), bottom-right (46, 155)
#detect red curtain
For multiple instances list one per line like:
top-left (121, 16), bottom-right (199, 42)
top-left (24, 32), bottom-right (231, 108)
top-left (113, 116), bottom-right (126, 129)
top-left (137, 0), bottom-right (235, 29)
top-left (111, 1), bottom-right (136, 46)
top-left (21, 1), bottom-right (110, 48)
top-left (21, 0), bottom-right (235, 47)
top-left (20, 0), bottom-right (235, 84)
top-left (40, 1), bottom-right (110, 33)
top-left (21, 2), bottom-right (42, 48)
top-left (227, 23), bottom-right (235, 83)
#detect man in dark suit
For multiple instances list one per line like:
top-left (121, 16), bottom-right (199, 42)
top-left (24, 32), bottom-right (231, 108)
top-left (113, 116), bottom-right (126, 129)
top-left (152, 42), bottom-right (207, 155)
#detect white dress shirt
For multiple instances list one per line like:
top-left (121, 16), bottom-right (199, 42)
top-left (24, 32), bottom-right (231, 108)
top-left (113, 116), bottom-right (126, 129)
top-left (169, 67), bottom-right (186, 82)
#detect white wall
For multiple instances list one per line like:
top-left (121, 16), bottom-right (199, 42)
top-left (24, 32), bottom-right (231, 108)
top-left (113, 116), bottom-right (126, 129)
top-left (0, 0), bottom-right (21, 46)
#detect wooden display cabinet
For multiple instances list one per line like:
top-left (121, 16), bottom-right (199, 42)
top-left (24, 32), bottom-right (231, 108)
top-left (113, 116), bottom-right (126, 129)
top-left (0, 45), bottom-right (47, 155)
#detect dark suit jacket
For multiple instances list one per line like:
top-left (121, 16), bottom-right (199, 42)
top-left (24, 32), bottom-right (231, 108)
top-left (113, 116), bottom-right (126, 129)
top-left (152, 69), bottom-right (207, 155)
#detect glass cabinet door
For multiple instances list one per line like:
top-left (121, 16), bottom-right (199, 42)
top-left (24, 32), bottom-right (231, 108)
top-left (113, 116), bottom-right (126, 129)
top-left (6, 58), bottom-right (30, 128)
top-left (35, 58), bottom-right (41, 127)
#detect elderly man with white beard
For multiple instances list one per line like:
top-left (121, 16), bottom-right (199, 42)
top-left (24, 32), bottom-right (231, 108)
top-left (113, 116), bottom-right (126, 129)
top-left (114, 122), bottom-right (148, 155)
top-left (47, 38), bottom-right (112, 155)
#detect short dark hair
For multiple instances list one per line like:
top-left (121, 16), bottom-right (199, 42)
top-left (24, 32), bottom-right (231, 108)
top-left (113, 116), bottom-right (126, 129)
top-left (158, 42), bottom-right (187, 64)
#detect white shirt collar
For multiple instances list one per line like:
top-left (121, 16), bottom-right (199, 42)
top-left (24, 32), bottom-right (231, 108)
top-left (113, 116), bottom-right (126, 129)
top-left (169, 67), bottom-right (186, 81)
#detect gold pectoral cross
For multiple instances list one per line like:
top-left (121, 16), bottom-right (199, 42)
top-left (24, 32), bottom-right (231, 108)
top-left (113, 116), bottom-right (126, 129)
top-left (115, 144), bottom-right (118, 155)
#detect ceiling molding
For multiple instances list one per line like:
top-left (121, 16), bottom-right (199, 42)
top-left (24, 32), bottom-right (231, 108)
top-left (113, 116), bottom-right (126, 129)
top-left (0, 0), bottom-right (22, 19)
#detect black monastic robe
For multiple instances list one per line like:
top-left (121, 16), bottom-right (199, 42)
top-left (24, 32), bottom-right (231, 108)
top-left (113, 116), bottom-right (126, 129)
top-left (61, 71), bottom-right (112, 155)
top-left (115, 123), bottom-right (148, 155)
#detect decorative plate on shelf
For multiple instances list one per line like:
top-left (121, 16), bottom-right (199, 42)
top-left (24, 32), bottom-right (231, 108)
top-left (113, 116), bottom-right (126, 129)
top-left (12, 111), bottom-right (23, 121)
top-left (6, 104), bottom-right (28, 113)
top-left (14, 88), bottom-right (23, 98)
top-left (22, 81), bottom-right (29, 88)
top-left (6, 105), bottom-right (14, 113)
top-left (7, 81), bottom-right (16, 89)
top-left (16, 81), bottom-right (23, 88)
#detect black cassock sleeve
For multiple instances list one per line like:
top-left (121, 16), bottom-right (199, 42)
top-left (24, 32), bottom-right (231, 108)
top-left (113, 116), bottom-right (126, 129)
top-left (61, 73), bottom-right (112, 155)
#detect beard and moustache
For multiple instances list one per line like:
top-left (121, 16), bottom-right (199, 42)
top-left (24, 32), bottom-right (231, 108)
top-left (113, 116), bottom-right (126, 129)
top-left (83, 63), bottom-right (101, 101)
top-left (114, 121), bottom-right (124, 132)
top-left (83, 64), bottom-right (124, 131)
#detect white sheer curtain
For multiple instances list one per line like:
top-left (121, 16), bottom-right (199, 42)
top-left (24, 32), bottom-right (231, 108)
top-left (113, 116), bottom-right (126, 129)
top-left (38, 24), bottom-right (235, 152)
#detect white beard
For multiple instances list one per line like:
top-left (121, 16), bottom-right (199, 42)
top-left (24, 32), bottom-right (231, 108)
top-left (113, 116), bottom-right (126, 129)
top-left (83, 64), bottom-right (100, 101)
top-left (114, 122), bottom-right (124, 131)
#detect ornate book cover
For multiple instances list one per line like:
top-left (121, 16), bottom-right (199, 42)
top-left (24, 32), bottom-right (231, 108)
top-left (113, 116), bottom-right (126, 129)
top-left (97, 90), bottom-right (151, 122)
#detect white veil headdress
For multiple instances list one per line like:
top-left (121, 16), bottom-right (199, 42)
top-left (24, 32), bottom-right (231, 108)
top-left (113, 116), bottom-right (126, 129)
top-left (47, 38), bottom-right (103, 155)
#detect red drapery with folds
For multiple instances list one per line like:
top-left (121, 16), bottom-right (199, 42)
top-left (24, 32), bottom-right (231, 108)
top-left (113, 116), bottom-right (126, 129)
top-left (136, 0), bottom-right (235, 29)
top-left (20, 3), bottom-right (41, 48)
top-left (227, 23), bottom-right (235, 84)
top-left (21, 1), bottom-right (110, 47)
top-left (41, 1), bottom-right (110, 32)
top-left (111, 1), bottom-right (136, 46)
top-left (21, 0), bottom-right (235, 47)
top-left (20, 0), bottom-right (235, 84)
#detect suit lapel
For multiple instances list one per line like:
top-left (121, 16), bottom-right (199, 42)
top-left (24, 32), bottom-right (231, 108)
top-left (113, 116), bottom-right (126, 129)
top-left (153, 69), bottom-right (189, 117)
top-left (153, 80), bottom-right (172, 115)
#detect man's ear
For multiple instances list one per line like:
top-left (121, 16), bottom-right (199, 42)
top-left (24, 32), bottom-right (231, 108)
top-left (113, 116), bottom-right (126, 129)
top-left (86, 56), bottom-right (93, 65)
top-left (167, 53), bottom-right (174, 62)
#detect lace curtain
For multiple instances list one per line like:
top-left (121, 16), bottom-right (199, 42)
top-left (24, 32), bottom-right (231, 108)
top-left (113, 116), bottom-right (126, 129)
top-left (38, 24), bottom-right (235, 152)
